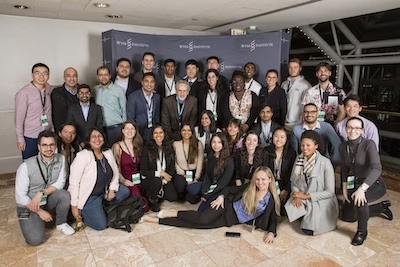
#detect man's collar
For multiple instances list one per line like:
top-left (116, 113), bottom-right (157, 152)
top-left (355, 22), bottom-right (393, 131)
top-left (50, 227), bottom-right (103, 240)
top-left (302, 121), bottom-right (321, 130)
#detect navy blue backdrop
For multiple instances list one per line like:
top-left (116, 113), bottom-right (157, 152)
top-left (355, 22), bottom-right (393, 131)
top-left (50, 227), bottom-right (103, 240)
top-left (102, 30), bottom-right (291, 85)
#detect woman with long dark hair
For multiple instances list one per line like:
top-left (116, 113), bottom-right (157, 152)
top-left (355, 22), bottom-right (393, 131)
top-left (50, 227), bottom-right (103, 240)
top-left (233, 131), bottom-right (264, 186)
top-left (173, 123), bottom-right (203, 202)
top-left (225, 118), bottom-right (244, 156)
top-left (57, 122), bottom-right (80, 169)
top-left (68, 128), bottom-right (130, 230)
top-left (144, 166), bottom-right (280, 244)
top-left (140, 125), bottom-right (177, 212)
top-left (195, 110), bottom-right (221, 155)
top-left (340, 117), bottom-right (392, 246)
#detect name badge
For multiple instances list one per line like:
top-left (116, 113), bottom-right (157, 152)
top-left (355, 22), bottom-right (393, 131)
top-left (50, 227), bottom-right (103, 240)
top-left (40, 195), bottom-right (47, 206)
top-left (207, 184), bottom-right (217, 194)
top-left (147, 117), bottom-right (153, 128)
top-left (213, 111), bottom-right (218, 121)
top-left (41, 115), bottom-right (49, 127)
top-left (317, 110), bottom-right (325, 121)
top-left (235, 115), bottom-right (243, 123)
top-left (132, 173), bottom-right (141, 185)
top-left (347, 175), bottom-right (355, 189)
top-left (275, 181), bottom-right (281, 195)
top-left (185, 171), bottom-right (193, 182)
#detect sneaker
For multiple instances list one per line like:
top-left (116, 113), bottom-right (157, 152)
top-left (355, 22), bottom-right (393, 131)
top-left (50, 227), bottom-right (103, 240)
top-left (56, 223), bottom-right (75, 236)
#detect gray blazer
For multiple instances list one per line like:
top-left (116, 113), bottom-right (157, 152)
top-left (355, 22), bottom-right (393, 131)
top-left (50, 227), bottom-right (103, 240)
top-left (289, 151), bottom-right (339, 235)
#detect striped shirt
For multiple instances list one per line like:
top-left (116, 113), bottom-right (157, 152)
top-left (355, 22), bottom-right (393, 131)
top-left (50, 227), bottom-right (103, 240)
top-left (14, 82), bottom-right (55, 142)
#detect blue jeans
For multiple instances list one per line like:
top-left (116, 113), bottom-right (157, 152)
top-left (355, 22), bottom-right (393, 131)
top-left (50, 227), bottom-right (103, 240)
top-left (186, 181), bottom-right (202, 204)
top-left (81, 184), bottom-right (130, 230)
top-left (104, 124), bottom-right (122, 147)
top-left (22, 136), bottom-right (38, 160)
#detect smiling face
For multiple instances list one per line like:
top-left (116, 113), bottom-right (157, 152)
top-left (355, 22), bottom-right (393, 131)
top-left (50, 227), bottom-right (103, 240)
top-left (259, 106), bottom-right (273, 123)
top-left (345, 99), bottom-right (362, 117)
top-left (265, 71), bottom-right (278, 88)
top-left (227, 123), bottom-right (239, 138)
top-left (254, 170), bottom-right (271, 192)
top-left (142, 75), bottom-right (156, 93)
top-left (316, 66), bottom-right (331, 83)
top-left (181, 125), bottom-right (192, 140)
top-left (244, 63), bottom-right (256, 80)
top-left (89, 130), bottom-right (104, 150)
top-left (303, 105), bottom-right (318, 124)
top-left (273, 129), bottom-right (287, 149)
top-left (231, 75), bottom-right (245, 93)
top-left (97, 68), bottom-right (111, 86)
top-left (77, 87), bottom-right (90, 104)
top-left (207, 72), bottom-right (218, 89)
top-left (207, 59), bottom-right (219, 70)
top-left (59, 125), bottom-right (76, 145)
top-left (176, 83), bottom-right (189, 101)
top-left (164, 62), bottom-right (176, 76)
top-left (64, 68), bottom-right (78, 88)
top-left (346, 119), bottom-right (364, 140)
top-left (38, 137), bottom-right (56, 159)
top-left (142, 55), bottom-right (155, 72)
top-left (300, 137), bottom-right (318, 158)
top-left (211, 136), bottom-right (223, 153)
top-left (116, 60), bottom-right (131, 79)
top-left (152, 126), bottom-right (165, 145)
top-left (201, 113), bottom-right (211, 128)
top-left (245, 133), bottom-right (258, 151)
top-left (122, 123), bottom-right (137, 139)
top-left (186, 64), bottom-right (199, 79)
top-left (32, 66), bottom-right (49, 87)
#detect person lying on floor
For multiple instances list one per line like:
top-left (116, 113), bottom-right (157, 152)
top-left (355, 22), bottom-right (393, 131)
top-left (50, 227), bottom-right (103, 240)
top-left (143, 166), bottom-right (280, 243)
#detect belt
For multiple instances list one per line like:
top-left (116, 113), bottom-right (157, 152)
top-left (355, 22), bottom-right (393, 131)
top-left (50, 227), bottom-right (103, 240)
top-left (105, 123), bottom-right (122, 130)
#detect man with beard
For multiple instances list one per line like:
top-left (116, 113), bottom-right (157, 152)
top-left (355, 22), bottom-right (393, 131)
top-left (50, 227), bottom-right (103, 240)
top-left (302, 62), bottom-right (346, 126)
top-left (67, 84), bottom-right (104, 147)
top-left (112, 58), bottom-right (141, 98)
top-left (156, 58), bottom-right (181, 98)
top-left (94, 66), bottom-right (126, 146)
top-left (291, 103), bottom-right (341, 167)
top-left (51, 67), bottom-right (79, 133)
top-left (281, 58), bottom-right (311, 131)
top-left (244, 62), bottom-right (262, 96)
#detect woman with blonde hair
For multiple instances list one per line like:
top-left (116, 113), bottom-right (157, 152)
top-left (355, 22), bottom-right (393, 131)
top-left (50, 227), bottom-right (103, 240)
top-left (144, 166), bottom-right (280, 243)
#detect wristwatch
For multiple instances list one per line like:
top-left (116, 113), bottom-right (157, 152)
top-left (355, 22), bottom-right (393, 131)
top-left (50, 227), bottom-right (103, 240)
top-left (361, 184), bottom-right (368, 192)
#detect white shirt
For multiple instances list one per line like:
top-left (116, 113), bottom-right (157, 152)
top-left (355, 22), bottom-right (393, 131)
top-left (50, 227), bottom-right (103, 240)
top-left (114, 76), bottom-right (129, 94)
top-left (206, 90), bottom-right (218, 114)
top-left (245, 78), bottom-right (262, 96)
top-left (164, 76), bottom-right (176, 97)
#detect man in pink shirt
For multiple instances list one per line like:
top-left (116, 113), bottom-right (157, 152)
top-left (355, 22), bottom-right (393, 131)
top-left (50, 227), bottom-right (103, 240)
top-left (15, 63), bottom-right (55, 160)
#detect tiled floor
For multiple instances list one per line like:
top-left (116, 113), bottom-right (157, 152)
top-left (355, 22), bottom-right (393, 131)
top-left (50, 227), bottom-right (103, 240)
top-left (2, 188), bottom-right (400, 267)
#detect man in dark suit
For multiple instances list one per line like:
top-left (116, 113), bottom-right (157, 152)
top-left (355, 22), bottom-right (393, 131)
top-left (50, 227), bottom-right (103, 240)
top-left (51, 67), bottom-right (79, 133)
top-left (67, 84), bottom-right (103, 147)
top-left (133, 52), bottom-right (155, 83)
top-left (161, 80), bottom-right (198, 141)
top-left (127, 72), bottom-right (161, 141)
top-left (112, 58), bottom-right (141, 98)
top-left (184, 59), bottom-right (205, 100)
top-left (251, 103), bottom-right (281, 148)
top-left (156, 59), bottom-right (181, 98)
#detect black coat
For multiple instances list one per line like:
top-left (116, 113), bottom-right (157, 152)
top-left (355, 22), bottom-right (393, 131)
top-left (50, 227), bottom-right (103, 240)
top-left (51, 84), bottom-right (79, 133)
top-left (111, 75), bottom-right (141, 98)
top-left (140, 141), bottom-right (176, 181)
top-left (259, 86), bottom-right (287, 126)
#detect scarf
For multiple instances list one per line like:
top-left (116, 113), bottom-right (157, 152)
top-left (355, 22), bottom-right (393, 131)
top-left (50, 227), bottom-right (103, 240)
top-left (293, 152), bottom-right (317, 183)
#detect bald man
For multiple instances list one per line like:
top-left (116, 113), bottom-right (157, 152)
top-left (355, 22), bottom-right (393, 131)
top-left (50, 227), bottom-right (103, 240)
top-left (51, 68), bottom-right (80, 132)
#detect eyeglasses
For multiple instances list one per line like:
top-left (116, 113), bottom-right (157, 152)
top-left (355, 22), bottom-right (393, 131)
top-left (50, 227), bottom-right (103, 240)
top-left (40, 143), bottom-right (56, 149)
top-left (33, 71), bottom-right (49, 77)
top-left (346, 126), bottom-right (363, 131)
top-left (303, 110), bottom-right (318, 114)
top-left (232, 80), bottom-right (244, 85)
top-left (78, 91), bottom-right (91, 95)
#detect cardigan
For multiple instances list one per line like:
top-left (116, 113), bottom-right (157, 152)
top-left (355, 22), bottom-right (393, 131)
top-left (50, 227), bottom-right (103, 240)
top-left (68, 149), bottom-right (120, 209)
top-left (173, 140), bottom-right (204, 179)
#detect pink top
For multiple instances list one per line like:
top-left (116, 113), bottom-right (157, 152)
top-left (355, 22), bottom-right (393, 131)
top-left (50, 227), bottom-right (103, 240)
top-left (14, 82), bottom-right (55, 142)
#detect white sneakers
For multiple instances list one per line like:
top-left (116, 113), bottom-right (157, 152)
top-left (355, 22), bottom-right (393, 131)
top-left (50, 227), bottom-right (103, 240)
top-left (56, 223), bottom-right (75, 236)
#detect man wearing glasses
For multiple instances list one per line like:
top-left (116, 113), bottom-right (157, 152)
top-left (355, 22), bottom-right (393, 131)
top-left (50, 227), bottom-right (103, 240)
top-left (67, 84), bottom-right (104, 148)
top-left (15, 63), bottom-right (55, 160)
top-left (291, 103), bottom-right (341, 167)
top-left (15, 130), bottom-right (74, 246)
top-left (51, 67), bottom-right (79, 133)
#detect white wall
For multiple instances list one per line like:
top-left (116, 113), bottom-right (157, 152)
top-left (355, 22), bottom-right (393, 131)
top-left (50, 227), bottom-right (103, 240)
top-left (0, 15), bottom-right (208, 174)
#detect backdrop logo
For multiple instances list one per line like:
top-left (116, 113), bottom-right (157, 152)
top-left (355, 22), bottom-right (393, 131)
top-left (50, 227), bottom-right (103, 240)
top-left (116, 39), bottom-right (149, 50)
top-left (241, 40), bottom-right (274, 51)
top-left (179, 41), bottom-right (211, 52)
top-left (220, 62), bottom-right (242, 72)
top-left (154, 62), bottom-right (161, 74)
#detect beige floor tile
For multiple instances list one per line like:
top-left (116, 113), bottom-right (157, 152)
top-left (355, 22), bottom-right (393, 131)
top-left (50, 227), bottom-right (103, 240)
top-left (0, 245), bottom-right (37, 267)
top-left (269, 244), bottom-right (342, 267)
top-left (251, 259), bottom-right (281, 267)
top-left (277, 218), bottom-right (321, 243)
top-left (36, 229), bottom-right (91, 263)
top-left (133, 220), bottom-right (174, 238)
top-left (92, 239), bottom-right (154, 267)
top-left (181, 226), bottom-right (230, 247)
top-left (306, 230), bottom-right (377, 266)
top-left (85, 226), bottom-right (139, 250)
top-left (201, 238), bottom-right (268, 267)
top-left (38, 251), bottom-right (97, 267)
top-left (0, 188), bottom-right (16, 211)
top-left (156, 249), bottom-right (218, 267)
top-left (0, 222), bottom-right (26, 247)
top-left (356, 242), bottom-right (400, 267)
top-left (138, 228), bottom-right (199, 262)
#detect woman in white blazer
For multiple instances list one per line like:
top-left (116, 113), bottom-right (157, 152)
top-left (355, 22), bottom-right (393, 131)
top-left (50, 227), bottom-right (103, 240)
top-left (68, 127), bottom-right (130, 230)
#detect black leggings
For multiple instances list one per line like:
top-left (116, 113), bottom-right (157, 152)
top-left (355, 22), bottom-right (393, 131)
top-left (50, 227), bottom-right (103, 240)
top-left (159, 200), bottom-right (239, 229)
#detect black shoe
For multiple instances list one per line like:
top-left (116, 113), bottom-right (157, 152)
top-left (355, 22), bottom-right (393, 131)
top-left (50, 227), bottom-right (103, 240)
top-left (351, 230), bottom-right (368, 246)
top-left (148, 197), bottom-right (161, 212)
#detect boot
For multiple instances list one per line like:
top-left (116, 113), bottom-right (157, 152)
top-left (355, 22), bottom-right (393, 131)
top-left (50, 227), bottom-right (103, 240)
top-left (148, 197), bottom-right (161, 212)
top-left (382, 200), bottom-right (393, 221)
top-left (351, 230), bottom-right (368, 246)
top-left (177, 192), bottom-right (186, 203)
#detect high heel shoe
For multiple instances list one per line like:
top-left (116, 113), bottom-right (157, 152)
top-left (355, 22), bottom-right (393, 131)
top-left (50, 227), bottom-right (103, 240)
top-left (382, 200), bottom-right (393, 221)
top-left (351, 230), bottom-right (368, 246)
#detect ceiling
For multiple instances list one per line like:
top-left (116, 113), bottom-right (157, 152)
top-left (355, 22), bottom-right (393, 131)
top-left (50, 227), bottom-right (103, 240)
top-left (0, 0), bottom-right (399, 33)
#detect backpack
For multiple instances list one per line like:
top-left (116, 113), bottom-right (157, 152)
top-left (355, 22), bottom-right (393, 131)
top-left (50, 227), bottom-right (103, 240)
top-left (104, 195), bottom-right (145, 232)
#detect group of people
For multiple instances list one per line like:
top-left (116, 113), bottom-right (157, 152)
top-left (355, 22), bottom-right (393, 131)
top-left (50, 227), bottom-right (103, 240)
top-left (14, 53), bottom-right (393, 247)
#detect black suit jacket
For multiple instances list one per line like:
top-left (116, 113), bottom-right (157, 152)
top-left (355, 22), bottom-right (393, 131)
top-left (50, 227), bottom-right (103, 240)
top-left (186, 78), bottom-right (205, 100)
top-left (111, 75), bottom-right (141, 98)
top-left (161, 95), bottom-right (198, 141)
top-left (67, 102), bottom-right (104, 144)
top-left (51, 84), bottom-right (79, 133)
top-left (197, 87), bottom-right (224, 125)
top-left (250, 120), bottom-right (281, 147)
top-left (259, 86), bottom-right (287, 126)
top-left (156, 75), bottom-right (182, 98)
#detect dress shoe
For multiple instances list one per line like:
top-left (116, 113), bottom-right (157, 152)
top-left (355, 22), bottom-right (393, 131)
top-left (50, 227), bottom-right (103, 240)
top-left (351, 230), bottom-right (368, 246)
top-left (382, 201), bottom-right (393, 220)
top-left (148, 197), bottom-right (161, 212)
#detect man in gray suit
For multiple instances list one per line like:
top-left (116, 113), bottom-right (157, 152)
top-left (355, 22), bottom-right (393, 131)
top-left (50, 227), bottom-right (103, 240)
top-left (127, 72), bottom-right (160, 141)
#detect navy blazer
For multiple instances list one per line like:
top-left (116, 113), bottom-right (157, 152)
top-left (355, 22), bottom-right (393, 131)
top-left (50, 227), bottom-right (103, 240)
top-left (126, 89), bottom-right (161, 141)
top-left (67, 101), bottom-right (103, 144)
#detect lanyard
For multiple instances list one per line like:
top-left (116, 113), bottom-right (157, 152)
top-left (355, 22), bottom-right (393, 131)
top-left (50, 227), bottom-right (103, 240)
top-left (346, 138), bottom-right (362, 173)
top-left (274, 155), bottom-right (282, 180)
top-left (39, 90), bottom-right (46, 113)
top-left (177, 100), bottom-right (185, 118)
top-left (144, 92), bottom-right (153, 116)
top-left (182, 141), bottom-right (190, 168)
top-left (165, 77), bottom-right (174, 93)
top-left (36, 157), bottom-right (49, 186)
top-left (208, 91), bottom-right (217, 111)
top-left (123, 140), bottom-right (137, 165)
top-left (246, 79), bottom-right (254, 90)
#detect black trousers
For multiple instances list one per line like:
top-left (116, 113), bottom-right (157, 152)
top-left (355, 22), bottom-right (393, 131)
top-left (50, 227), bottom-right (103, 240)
top-left (345, 178), bottom-right (386, 231)
top-left (141, 175), bottom-right (187, 202)
top-left (159, 199), bottom-right (239, 229)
